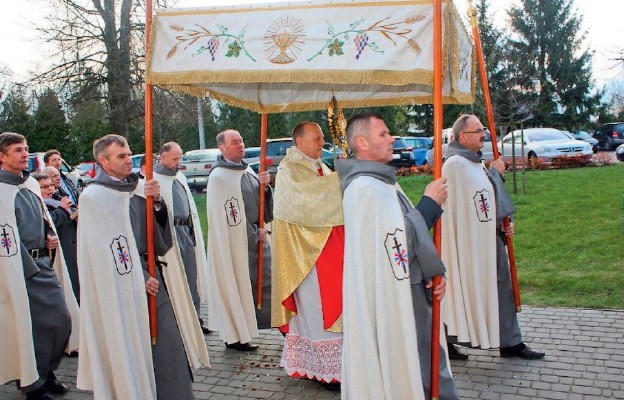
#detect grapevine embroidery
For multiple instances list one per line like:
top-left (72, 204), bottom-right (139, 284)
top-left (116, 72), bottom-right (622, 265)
top-left (166, 23), bottom-right (256, 62)
top-left (308, 14), bottom-right (427, 61)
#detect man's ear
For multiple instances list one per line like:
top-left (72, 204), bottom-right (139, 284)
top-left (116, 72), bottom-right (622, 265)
top-left (355, 135), bottom-right (368, 152)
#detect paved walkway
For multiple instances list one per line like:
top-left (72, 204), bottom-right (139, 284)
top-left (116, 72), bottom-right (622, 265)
top-left (2, 306), bottom-right (623, 399)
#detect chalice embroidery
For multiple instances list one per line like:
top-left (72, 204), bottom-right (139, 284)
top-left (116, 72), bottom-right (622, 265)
top-left (265, 16), bottom-right (305, 64)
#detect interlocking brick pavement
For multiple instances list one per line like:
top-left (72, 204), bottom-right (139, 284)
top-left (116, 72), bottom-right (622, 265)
top-left (2, 306), bottom-right (623, 399)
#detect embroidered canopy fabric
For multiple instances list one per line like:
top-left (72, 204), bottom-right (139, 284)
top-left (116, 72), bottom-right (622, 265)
top-left (147, 0), bottom-right (475, 113)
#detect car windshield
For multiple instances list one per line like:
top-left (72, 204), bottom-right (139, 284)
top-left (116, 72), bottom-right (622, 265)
top-left (526, 130), bottom-right (568, 142)
top-left (182, 150), bottom-right (220, 162)
top-left (76, 163), bottom-right (93, 171)
top-left (393, 138), bottom-right (408, 148)
top-left (245, 148), bottom-right (260, 158)
top-left (575, 131), bottom-right (591, 140)
top-left (266, 140), bottom-right (293, 156)
top-left (404, 138), bottom-right (423, 148)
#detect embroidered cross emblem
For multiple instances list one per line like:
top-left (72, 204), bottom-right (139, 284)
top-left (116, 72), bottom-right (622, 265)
top-left (228, 200), bottom-right (238, 224)
top-left (478, 193), bottom-right (490, 219)
top-left (392, 236), bottom-right (408, 275)
top-left (1, 227), bottom-right (12, 253)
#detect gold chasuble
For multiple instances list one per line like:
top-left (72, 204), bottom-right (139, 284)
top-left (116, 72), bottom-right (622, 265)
top-left (271, 147), bottom-right (343, 331)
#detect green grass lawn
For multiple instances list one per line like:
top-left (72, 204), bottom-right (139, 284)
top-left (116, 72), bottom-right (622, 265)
top-left (194, 163), bottom-right (624, 310)
top-left (399, 163), bottom-right (624, 310)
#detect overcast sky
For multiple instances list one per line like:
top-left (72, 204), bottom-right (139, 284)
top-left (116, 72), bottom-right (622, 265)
top-left (1, 0), bottom-right (622, 88)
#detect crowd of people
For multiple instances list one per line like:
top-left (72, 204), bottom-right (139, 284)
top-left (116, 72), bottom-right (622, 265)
top-left (0, 112), bottom-right (543, 400)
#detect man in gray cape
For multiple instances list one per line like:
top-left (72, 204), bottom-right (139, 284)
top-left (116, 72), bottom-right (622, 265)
top-left (0, 132), bottom-right (72, 400)
top-left (77, 134), bottom-right (208, 400)
top-left (154, 141), bottom-right (213, 334)
top-left (336, 113), bottom-right (458, 399)
top-left (441, 114), bottom-right (544, 360)
top-left (206, 129), bottom-right (273, 351)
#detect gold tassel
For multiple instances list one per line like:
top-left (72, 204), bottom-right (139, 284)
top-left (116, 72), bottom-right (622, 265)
top-left (327, 96), bottom-right (350, 155)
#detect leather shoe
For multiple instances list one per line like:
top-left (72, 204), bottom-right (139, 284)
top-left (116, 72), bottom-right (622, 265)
top-left (44, 371), bottom-right (68, 394)
top-left (26, 387), bottom-right (53, 400)
top-left (500, 344), bottom-right (545, 360)
top-left (199, 318), bottom-right (212, 335)
top-left (447, 343), bottom-right (468, 360)
top-left (64, 350), bottom-right (79, 357)
top-left (317, 380), bottom-right (341, 391)
top-left (225, 341), bottom-right (258, 351)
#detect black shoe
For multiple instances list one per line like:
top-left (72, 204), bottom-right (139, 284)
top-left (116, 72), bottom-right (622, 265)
top-left (317, 380), bottom-right (341, 391)
top-left (199, 318), bottom-right (211, 335)
top-left (225, 341), bottom-right (259, 351)
top-left (26, 387), bottom-right (53, 400)
top-left (500, 344), bottom-right (545, 360)
top-left (44, 371), bottom-right (68, 394)
top-left (447, 343), bottom-right (469, 360)
top-left (64, 350), bottom-right (79, 357)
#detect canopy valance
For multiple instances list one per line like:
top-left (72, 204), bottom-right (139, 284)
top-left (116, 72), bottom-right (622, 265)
top-left (146, 0), bottom-right (475, 112)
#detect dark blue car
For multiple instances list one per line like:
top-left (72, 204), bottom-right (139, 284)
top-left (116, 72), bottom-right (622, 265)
top-left (403, 136), bottom-right (432, 166)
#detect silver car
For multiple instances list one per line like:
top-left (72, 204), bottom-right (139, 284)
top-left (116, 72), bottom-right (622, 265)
top-left (499, 128), bottom-right (592, 167)
top-left (425, 128), bottom-right (495, 167)
top-left (179, 148), bottom-right (221, 191)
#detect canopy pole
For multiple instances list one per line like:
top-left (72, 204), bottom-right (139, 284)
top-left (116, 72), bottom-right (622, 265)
top-left (430, 0), bottom-right (443, 398)
top-left (256, 113), bottom-right (268, 309)
top-left (145, 0), bottom-right (157, 345)
top-left (468, 0), bottom-right (521, 312)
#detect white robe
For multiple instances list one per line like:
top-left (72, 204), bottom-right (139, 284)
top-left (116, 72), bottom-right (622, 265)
top-left (206, 166), bottom-right (258, 345)
top-left (76, 181), bottom-right (156, 399)
top-left (342, 175), bottom-right (424, 400)
top-left (154, 170), bottom-right (212, 368)
top-left (441, 155), bottom-right (500, 349)
top-left (0, 178), bottom-right (79, 387)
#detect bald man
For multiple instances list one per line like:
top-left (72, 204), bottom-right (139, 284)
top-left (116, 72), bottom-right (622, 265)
top-left (154, 142), bottom-right (213, 334)
top-left (206, 129), bottom-right (273, 351)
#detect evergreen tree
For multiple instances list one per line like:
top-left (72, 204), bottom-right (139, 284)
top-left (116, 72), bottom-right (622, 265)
top-left (507, 0), bottom-right (598, 128)
top-left (0, 88), bottom-right (33, 136)
top-left (30, 88), bottom-right (71, 155)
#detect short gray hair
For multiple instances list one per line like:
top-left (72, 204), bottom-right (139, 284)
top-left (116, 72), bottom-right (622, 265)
top-left (451, 114), bottom-right (475, 141)
top-left (216, 129), bottom-right (240, 146)
top-left (346, 112), bottom-right (384, 155)
top-left (0, 132), bottom-right (26, 153)
top-left (43, 166), bottom-right (59, 177)
top-left (93, 134), bottom-right (127, 161)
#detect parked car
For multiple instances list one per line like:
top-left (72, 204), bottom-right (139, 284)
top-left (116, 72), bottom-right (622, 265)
top-left (321, 144), bottom-right (344, 170)
top-left (244, 147), bottom-right (261, 173)
top-left (403, 136), bottom-right (432, 166)
top-left (75, 161), bottom-right (98, 187)
top-left (592, 122), bottom-right (624, 151)
top-left (28, 152), bottom-right (81, 187)
top-left (265, 138), bottom-right (293, 177)
top-left (499, 128), bottom-right (592, 167)
top-left (425, 128), bottom-right (495, 166)
top-left (569, 130), bottom-right (599, 151)
top-left (390, 136), bottom-right (416, 169)
top-left (179, 148), bottom-right (221, 191)
top-left (130, 154), bottom-right (144, 175)
top-left (616, 144), bottom-right (624, 162)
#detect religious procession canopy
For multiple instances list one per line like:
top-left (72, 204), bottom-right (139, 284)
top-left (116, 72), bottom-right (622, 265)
top-left (146, 0), bottom-right (475, 113)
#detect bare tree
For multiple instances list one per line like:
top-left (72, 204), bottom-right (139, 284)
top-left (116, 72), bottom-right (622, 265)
top-left (30, 0), bottom-right (167, 138)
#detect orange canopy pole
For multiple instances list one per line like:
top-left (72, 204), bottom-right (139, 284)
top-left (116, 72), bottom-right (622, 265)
top-left (145, 0), bottom-right (157, 345)
top-left (430, 0), bottom-right (443, 399)
top-left (468, 1), bottom-right (521, 312)
top-left (256, 113), bottom-right (268, 309)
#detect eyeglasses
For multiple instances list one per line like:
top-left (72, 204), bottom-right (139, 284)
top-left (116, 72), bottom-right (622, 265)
top-left (462, 128), bottom-right (485, 134)
top-left (39, 184), bottom-right (55, 189)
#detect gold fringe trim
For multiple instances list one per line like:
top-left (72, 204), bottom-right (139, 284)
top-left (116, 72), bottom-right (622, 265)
top-left (154, 84), bottom-right (472, 113)
top-left (147, 69), bottom-right (435, 87)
